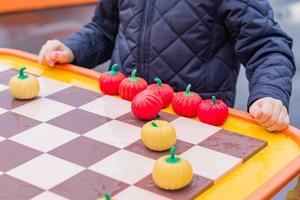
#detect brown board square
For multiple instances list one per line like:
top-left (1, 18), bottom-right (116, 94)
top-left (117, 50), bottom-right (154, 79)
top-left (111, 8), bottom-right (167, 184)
top-left (47, 86), bottom-right (102, 107)
top-left (0, 140), bottom-right (41, 171)
top-left (0, 90), bottom-right (38, 110)
top-left (0, 174), bottom-right (43, 199)
top-left (51, 169), bottom-right (129, 200)
top-left (0, 112), bottom-right (41, 138)
top-left (48, 109), bottom-right (112, 134)
top-left (135, 174), bottom-right (213, 200)
top-left (49, 136), bottom-right (119, 167)
top-left (0, 69), bottom-right (18, 85)
top-left (125, 139), bottom-right (193, 160)
top-left (198, 129), bottom-right (267, 162)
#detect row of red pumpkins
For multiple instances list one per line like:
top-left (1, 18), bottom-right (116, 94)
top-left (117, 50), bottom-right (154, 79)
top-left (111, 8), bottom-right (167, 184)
top-left (99, 64), bottom-right (229, 126)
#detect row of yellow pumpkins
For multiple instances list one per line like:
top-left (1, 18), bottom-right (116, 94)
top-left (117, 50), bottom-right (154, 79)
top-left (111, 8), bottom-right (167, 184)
top-left (141, 120), bottom-right (193, 190)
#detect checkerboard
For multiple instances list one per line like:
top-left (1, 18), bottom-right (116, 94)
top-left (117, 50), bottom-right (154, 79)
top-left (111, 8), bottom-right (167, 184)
top-left (0, 67), bottom-right (267, 200)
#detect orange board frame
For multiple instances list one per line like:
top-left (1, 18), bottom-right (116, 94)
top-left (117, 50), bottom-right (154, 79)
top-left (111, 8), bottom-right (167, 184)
top-left (0, 0), bottom-right (97, 14)
top-left (0, 48), bottom-right (299, 199)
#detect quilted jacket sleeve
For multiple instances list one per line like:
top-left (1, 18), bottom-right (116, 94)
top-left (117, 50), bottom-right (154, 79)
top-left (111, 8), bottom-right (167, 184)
top-left (63, 0), bottom-right (119, 68)
top-left (217, 0), bottom-right (296, 110)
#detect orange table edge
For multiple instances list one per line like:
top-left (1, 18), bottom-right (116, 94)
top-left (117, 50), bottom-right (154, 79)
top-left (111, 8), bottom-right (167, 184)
top-left (0, 48), bottom-right (299, 200)
top-left (0, 0), bottom-right (97, 14)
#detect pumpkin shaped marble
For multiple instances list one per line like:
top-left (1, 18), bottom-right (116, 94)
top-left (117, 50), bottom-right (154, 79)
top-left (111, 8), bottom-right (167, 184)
top-left (172, 84), bottom-right (201, 117)
top-left (119, 69), bottom-right (148, 101)
top-left (131, 89), bottom-right (163, 120)
top-left (152, 146), bottom-right (193, 190)
top-left (141, 120), bottom-right (176, 151)
top-left (147, 77), bottom-right (174, 108)
top-left (99, 64), bottom-right (126, 95)
top-left (198, 96), bottom-right (229, 125)
top-left (9, 67), bottom-right (39, 100)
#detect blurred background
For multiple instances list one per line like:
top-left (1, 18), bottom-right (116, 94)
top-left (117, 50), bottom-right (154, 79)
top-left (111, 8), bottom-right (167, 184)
top-left (0, 0), bottom-right (299, 199)
top-left (0, 0), bottom-right (299, 128)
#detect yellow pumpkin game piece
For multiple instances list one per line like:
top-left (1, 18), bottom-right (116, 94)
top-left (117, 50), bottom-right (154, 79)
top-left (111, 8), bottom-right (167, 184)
top-left (141, 120), bottom-right (176, 151)
top-left (9, 67), bottom-right (39, 100)
top-left (152, 146), bottom-right (193, 190)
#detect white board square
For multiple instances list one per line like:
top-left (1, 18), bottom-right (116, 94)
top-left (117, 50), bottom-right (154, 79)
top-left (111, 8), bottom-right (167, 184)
top-left (80, 95), bottom-right (131, 119)
top-left (171, 117), bottom-right (221, 144)
top-left (89, 150), bottom-right (154, 184)
top-left (85, 120), bottom-right (140, 148)
top-left (31, 191), bottom-right (69, 200)
top-left (38, 77), bottom-right (70, 97)
top-left (115, 186), bottom-right (171, 200)
top-left (7, 154), bottom-right (84, 190)
top-left (12, 98), bottom-right (74, 122)
top-left (181, 146), bottom-right (242, 181)
top-left (10, 123), bottom-right (79, 152)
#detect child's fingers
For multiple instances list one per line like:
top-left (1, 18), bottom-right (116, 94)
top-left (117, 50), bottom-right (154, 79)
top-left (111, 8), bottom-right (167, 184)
top-left (38, 44), bottom-right (48, 65)
top-left (249, 104), bottom-right (257, 117)
top-left (249, 101), bottom-right (262, 119)
top-left (49, 51), bottom-right (62, 66)
top-left (277, 116), bottom-right (289, 132)
top-left (50, 51), bottom-right (59, 61)
top-left (250, 97), bottom-right (289, 132)
top-left (254, 109), bottom-right (262, 118)
top-left (285, 115), bottom-right (289, 124)
top-left (38, 40), bottom-right (74, 66)
top-left (45, 52), bottom-right (55, 67)
top-left (252, 107), bottom-right (262, 119)
top-left (266, 108), bottom-right (288, 132)
top-left (261, 101), bottom-right (283, 127)
top-left (51, 51), bottom-right (70, 64)
top-left (39, 45), bottom-right (53, 66)
top-left (38, 40), bottom-right (62, 66)
top-left (257, 100), bottom-right (274, 124)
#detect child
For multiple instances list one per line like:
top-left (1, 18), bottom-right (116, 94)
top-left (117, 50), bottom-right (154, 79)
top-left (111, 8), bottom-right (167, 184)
top-left (38, 0), bottom-right (295, 132)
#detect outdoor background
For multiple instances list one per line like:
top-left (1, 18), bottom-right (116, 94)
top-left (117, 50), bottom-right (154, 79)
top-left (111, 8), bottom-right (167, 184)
top-left (0, 0), bottom-right (299, 199)
top-left (0, 0), bottom-right (299, 128)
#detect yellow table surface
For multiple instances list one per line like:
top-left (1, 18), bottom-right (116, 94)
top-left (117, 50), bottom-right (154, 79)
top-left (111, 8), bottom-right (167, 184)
top-left (0, 48), bottom-right (299, 200)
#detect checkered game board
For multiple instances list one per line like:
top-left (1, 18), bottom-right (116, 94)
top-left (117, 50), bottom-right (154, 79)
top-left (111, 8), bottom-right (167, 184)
top-left (0, 66), bottom-right (267, 200)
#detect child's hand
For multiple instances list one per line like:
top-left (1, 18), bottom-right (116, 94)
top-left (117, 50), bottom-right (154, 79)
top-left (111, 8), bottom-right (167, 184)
top-left (249, 97), bottom-right (289, 132)
top-left (38, 40), bottom-right (74, 67)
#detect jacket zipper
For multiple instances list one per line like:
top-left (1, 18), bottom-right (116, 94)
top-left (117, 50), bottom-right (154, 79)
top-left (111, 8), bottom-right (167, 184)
top-left (139, 0), bottom-right (153, 79)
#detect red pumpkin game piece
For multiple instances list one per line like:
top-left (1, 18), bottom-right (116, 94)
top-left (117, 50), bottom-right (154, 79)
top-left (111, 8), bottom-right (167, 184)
top-left (99, 64), bottom-right (126, 95)
top-left (197, 96), bottom-right (229, 126)
top-left (172, 84), bottom-right (202, 118)
top-left (119, 69), bottom-right (148, 101)
top-left (131, 89), bottom-right (163, 120)
top-left (147, 77), bottom-right (174, 108)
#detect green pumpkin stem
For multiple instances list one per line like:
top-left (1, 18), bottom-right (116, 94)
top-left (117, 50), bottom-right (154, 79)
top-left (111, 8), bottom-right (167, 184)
top-left (104, 193), bottom-right (111, 200)
top-left (151, 121), bottom-right (158, 127)
top-left (165, 146), bottom-right (180, 163)
top-left (212, 96), bottom-right (217, 105)
top-left (131, 69), bottom-right (137, 78)
top-left (185, 84), bottom-right (192, 96)
top-left (170, 146), bottom-right (176, 159)
top-left (154, 77), bottom-right (162, 87)
top-left (129, 69), bottom-right (138, 82)
top-left (18, 67), bottom-right (29, 80)
top-left (108, 64), bottom-right (119, 75)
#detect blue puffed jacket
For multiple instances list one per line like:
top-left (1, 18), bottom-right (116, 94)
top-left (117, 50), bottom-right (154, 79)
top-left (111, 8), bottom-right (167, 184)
top-left (64, 0), bottom-right (296, 109)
